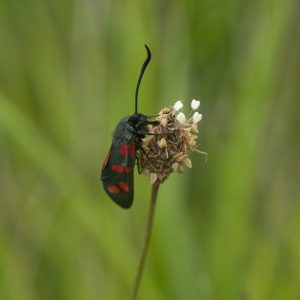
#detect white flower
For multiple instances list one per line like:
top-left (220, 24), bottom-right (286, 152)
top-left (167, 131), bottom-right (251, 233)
top-left (173, 100), bottom-right (183, 111)
top-left (176, 112), bottom-right (186, 123)
top-left (191, 99), bottom-right (200, 110)
top-left (192, 111), bottom-right (202, 123)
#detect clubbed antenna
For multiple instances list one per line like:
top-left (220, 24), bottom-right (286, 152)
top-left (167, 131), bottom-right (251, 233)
top-left (135, 45), bottom-right (151, 114)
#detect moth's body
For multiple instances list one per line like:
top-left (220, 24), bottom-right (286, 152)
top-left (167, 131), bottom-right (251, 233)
top-left (101, 113), bottom-right (149, 208)
top-left (101, 45), bottom-right (153, 209)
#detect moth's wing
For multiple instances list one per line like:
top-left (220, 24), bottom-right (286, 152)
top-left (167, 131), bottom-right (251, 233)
top-left (101, 142), bottom-right (136, 208)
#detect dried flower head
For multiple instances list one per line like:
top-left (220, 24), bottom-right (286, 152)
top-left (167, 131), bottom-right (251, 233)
top-left (138, 100), bottom-right (205, 184)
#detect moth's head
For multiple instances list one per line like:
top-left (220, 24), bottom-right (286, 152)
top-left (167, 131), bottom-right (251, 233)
top-left (128, 113), bottom-right (147, 126)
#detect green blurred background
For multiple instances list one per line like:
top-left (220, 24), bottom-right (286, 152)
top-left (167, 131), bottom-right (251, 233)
top-left (1, 0), bottom-right (300, 299)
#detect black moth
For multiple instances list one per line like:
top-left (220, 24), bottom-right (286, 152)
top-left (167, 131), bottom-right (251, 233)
top-left (101, 45), bottom-right (157, 208)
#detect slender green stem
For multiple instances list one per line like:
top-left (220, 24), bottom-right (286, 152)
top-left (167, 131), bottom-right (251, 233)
top-left (131, 181), bottom-right (160, 300)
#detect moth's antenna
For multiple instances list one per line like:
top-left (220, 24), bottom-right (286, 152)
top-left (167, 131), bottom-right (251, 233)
top-left (135, 44), bottom-right (151, 114)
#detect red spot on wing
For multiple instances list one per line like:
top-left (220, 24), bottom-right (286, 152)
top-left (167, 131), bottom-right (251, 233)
top-left (122, 167), bottom-right (132, 173)
top-left (112, 164), bottom-right (123, 173)
top-left (129, 144), bottom-right (135, 158)
top-left (107, 185), bottom-right (120, 194)
top-left (119, 182), bottom-right (129, 192)
top-left (103, 148), bottom-right (112, 167)
top-left (112, 164), bottom-right (132, 173)
top-left (120, 144), bottom-right (128, 157)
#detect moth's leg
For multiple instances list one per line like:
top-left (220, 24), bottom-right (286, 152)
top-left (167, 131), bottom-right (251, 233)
top-left (137, 131), bottom-right (160, 136)
top-left (136, 155), bottom-right (141, 174)
top-left (147, 120), bottom-right (160, 126)
top-left (144, 114), bottom-right (159, 118)
top-left (135, 147), bottom-right (151, 174)
top-left (137, 146), bottom-right (158, 172)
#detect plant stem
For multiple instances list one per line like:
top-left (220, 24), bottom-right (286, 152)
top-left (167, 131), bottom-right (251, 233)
top-left (131, 181), bottom-right (160, 300)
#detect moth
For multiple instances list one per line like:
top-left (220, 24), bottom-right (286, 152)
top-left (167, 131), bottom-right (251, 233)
top-left (101, 45), bottom-right (157, 208)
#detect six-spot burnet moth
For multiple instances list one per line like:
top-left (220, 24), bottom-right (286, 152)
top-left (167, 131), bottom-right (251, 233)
top-left (101, 45), bottom-right (158, 209)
